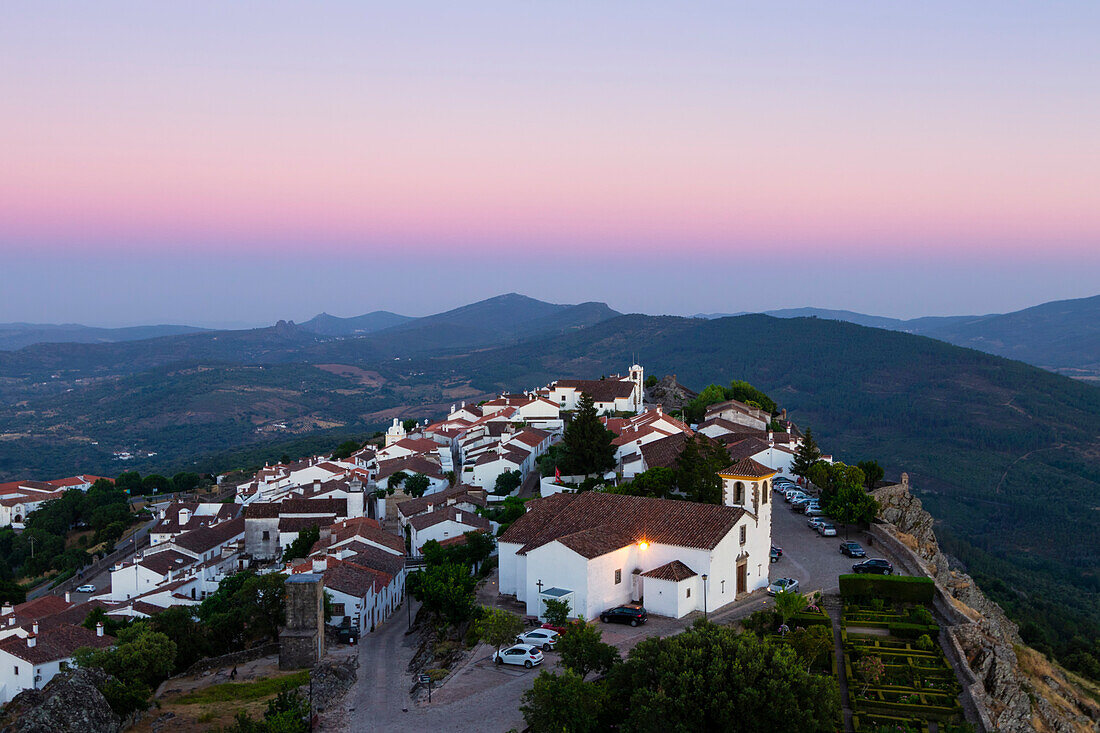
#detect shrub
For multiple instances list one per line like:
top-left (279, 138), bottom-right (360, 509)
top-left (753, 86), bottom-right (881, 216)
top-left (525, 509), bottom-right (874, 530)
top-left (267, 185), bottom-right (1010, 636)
top-left (907, 607), bottom-right (934, 625)
top-left (839, 575), bottom-right (935, 604)
top-left (916, 634), bottom-right (934, 651)
top-left (888, 622), bottom-right (940, 639)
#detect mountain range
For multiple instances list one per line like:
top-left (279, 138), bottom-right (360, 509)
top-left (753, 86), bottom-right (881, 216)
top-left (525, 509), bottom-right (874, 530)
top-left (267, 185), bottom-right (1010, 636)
top-left (0, 292), bottom-right (1098, 678)
top-left (695, 293), bottom-right (1100, 380)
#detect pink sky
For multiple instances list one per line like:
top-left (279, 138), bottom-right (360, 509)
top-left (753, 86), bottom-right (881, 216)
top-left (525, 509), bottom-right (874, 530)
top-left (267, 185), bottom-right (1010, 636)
top-left (1, 3), bottom-right (1098, 323)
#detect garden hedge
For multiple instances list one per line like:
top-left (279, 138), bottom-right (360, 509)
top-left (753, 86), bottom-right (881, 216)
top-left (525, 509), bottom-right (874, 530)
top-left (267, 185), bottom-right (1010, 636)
top-left (888, 622), bottom-right (941, 639)
top-left (839, 574), bottom-right (935, 603)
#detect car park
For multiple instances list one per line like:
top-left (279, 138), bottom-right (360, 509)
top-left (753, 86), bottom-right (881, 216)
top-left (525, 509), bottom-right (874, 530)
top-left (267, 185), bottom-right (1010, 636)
top-left (839, 542), bottom-right (866, 558)
top-left (515, 628), bottom-right (560, 650)
top-left (493, 643), bottom-right (544, 668)
top-left (816, 523), bottom-right (837, 537)
top-left (600, 605), bottom-right (648, 626)
top-left (75, 584), bottom-right (97, 593)
top-left (852, 558), bottom-right (894, 575)
top-left (767, 577), bottom-right (800, 595)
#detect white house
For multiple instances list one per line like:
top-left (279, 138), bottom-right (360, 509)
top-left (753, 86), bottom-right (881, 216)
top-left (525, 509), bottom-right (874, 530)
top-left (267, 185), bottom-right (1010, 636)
top-left (544, 365), bottom-right (645, 414)
top-left (0, 620), bottom-right (112, 704)
top-left (408, 507), bottom-right (493, 554)
top-left (498, 491), bottom-right (769, 621)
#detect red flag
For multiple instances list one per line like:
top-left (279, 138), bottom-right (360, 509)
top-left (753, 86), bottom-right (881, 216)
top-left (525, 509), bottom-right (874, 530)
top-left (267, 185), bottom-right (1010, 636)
top-left (554, 466), bottom-right (562, 482)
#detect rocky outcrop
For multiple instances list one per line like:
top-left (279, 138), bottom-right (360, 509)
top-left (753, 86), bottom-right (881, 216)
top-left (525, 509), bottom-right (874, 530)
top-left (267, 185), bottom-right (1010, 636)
top-left (873, 476), bottom-right (1100, 733)
top-left (0, 667), bottom-right (120, 733)
top-left (303, 655), bottom-right (358, 714)
top-left (645, 375), bottom-right (697, 412)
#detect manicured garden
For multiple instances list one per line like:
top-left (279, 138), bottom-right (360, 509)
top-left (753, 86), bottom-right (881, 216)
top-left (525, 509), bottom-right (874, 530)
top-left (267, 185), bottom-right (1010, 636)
top-left (839, 575), bottom-right (970, 732)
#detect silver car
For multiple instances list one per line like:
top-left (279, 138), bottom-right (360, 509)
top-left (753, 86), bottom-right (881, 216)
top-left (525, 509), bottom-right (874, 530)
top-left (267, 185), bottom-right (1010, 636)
top-left (816, 523), bottom-right (837, 537)
top-left (493, 643), bottom-right (544, 669)
top-left (515, 628), bottom-right (560, 651)
top-left (767, 577), bottom-right (800, 596)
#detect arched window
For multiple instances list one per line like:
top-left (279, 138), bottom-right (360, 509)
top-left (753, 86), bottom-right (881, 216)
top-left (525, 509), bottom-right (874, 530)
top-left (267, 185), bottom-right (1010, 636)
top-left (762, 480), bottom-right (769, 503)
top-left (735, 482), bottom-right (745, 504)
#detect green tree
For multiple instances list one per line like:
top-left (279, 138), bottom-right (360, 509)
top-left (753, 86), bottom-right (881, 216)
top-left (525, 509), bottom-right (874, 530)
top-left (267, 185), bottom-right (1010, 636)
top-left (855, 655), bottom-right (885, 696)
top-left (774, 589), bottom-right (809, 626)
top-left (74, 622), bottom-right (177, 691)
top-left (141, 474), bottom-right (172, 494)
top-left (787, 625), bottom-right (833, 672)
top-left (333, 440), bottom-right (360, 460)
top-left (113, 472), bottom-right (143, 494)
top-left (542, 597), bottom-right (571, 627)
top-left (520, 670), bottom-right (608, 733)
top-left (404, 473), bottom-right (431, 498)
top-left (387, 471), bottom-right (409, 491)
top-left (790, 429), bottom-right (822, 478)
top-left (829, 483), bottom-right (879, 536)
top-left (148, 605), bottom-right (210, 673)
top-left (674, 435), bottom-right (728, 504)
top-left (608, 466), bottom-right (677, 499)
top-left (171, 472), bottom-right (202, 492)
top-left (408, 562), bottom-right (477, 626)
top-left (402, 418), bottom-right (419, 432)
top-left (282, 524), bottom-right (320, 563)
top-left (493, 470), bottom-right (522, 496)
top-left (856, 460), bottom-right (885, 490)
top-left (606, 621), bottom-right (838, 732)
top-left (727, 380), bottom-right (777, 414)
top-left (476, 606), bottom-right (524, 652)
top-left (557, 622), bottom-right (621, 680)
top-left (560, 393), bottom-right (616, 477)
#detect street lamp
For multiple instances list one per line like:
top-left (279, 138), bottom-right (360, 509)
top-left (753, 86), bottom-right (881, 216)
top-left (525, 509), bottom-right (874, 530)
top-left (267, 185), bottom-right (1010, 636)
top-left (701, 574), bottom-right (708, 621)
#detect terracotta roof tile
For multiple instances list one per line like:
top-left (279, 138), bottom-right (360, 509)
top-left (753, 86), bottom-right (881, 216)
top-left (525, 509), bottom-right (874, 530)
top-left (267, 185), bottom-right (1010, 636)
top-left (640, 559), bottom-right (698, 582)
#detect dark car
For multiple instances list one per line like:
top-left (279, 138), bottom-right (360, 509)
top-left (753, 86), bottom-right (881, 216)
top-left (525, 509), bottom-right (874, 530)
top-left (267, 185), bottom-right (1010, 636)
top-left (770, 545), bottom-right (783, 563)
top-left (600, 605), bottom-right (648, 627)
top-left (839, 542), bottom-right (866, 558)
top-left (852, 558), bottom-right (893, 574)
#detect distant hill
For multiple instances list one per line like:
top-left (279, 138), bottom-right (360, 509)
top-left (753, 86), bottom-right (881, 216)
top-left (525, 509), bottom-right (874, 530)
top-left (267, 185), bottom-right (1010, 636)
top-left (695, 296), bottom-right (1100, 379)
top-left (298, 310), bottom-right (413, 336)
top-left (0, 322), bottom-right (209, 351)
top-left (918, 294), bottom-right (1100, 379)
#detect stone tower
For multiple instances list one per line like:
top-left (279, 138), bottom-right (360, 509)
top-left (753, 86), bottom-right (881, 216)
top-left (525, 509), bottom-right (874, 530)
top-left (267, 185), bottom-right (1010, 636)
top-left (279, 573), bottom-right (325, 670)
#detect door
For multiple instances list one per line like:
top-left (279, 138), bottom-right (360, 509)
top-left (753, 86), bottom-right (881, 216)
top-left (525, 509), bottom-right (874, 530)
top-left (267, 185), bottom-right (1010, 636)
top-left (736, 561), bottom-right (747, 595)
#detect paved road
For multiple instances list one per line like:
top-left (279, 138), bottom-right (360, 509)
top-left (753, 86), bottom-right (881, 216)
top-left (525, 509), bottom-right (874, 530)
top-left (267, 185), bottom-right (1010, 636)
top-left (770, 491), bottom-right (903, 595)
top-left (27, 517), bottom-right (156, 601)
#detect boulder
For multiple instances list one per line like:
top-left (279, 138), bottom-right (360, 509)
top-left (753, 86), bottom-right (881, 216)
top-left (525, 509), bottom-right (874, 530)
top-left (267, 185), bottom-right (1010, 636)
top-left (0, 667), bottom-right (120, 733)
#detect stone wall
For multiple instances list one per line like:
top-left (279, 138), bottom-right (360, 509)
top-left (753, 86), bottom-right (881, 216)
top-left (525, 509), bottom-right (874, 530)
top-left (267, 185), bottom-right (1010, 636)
top-left (280, 573), bottom-right (325, 670)
top-left (183, 642), bottom-right (280, 676)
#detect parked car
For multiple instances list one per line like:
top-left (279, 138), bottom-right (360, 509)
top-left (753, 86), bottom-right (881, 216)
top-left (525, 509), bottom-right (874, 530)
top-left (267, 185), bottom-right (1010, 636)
top-left (515, 628), bottom-right (560, 651)
top-left (770, 546), bottom-right (782, 563)
top-left (791, 496), bottom-right (813, 511)
top-left (600, 605), bottom-right (648, 626)
top-left (785, 488), bottom-right (808, 502)
top-left (75, 584), bottom-right (97, 593)
top-left (493, 643), bottom-right (544, 668)
top-left (805, 503), bottom-right (825, 516)
top-left (816, 523), bottom-right (837, 537)
top-left (768, 577), bottom-right (800, 595)
top-left (852, 558), bottom-right (894, 575)
top-left (839, 541), bottom-right (866, 558)
top-left (807, 517), bottom-right (825, 530)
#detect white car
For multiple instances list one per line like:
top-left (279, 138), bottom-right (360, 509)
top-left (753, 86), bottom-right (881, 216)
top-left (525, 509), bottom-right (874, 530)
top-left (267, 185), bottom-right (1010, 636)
top-left (493, 643), bottom-right (544, 668)
top-left (767, 578), bottom-right (800, 596)
top-left (816, 523), bottom-right (838, 537)
top-left (515, 628), bottom-right (560, 651)
top-left (75, 584), bottom-right (97, 593)
top-left (805, 504), bottom-right (825, 517)
top-left (808, 517), bottom-right (825, 530)
top-left (785, 490), bottom-right (808, 503)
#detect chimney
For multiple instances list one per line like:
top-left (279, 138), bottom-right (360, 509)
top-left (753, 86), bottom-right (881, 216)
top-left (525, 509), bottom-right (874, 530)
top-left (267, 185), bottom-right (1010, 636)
top-left (27, 634), bottom-right (36, 648)
top-left (320, 526), bottom-right (332, 547)
top-left (96, 622), bottom-right (105, 637)
top-left (31, 621), bottom-right (38, 635)
top-left (313, 479), bottom-right (321, 491)
top-left (312, 558), bottom-right (327, 573)
top-left (455, 511), bottom-right (462, 523)
top-left (65, 591), bottom-right (71, 603)
top-left (7, 617), bottom-right (13, 627)
top-left (2, 603), bottom-right (13, 616)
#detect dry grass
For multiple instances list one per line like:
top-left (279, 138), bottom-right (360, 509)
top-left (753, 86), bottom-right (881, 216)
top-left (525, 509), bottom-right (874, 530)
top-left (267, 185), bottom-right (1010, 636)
top-left (1015, 644), bottom-right (1100, 732)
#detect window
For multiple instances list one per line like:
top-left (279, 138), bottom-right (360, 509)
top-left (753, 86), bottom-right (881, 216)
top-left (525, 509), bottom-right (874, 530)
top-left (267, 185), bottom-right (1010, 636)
top-left (262, 530), bottom-right (270, 541)
top-left (614, 569), bottom-right (622, 585)
top-left (721, 580), bottom-right (726, 593)
top-left (763, 481), bottom-right (769, 503)
top-left (13, 666), bottom-right (18, 675)
top-left (686, 587), bottom-right (691, 598)
top-left (740, 526), bottom-right (747, 545)
top-left (735, 482), bottom-right (745, 504)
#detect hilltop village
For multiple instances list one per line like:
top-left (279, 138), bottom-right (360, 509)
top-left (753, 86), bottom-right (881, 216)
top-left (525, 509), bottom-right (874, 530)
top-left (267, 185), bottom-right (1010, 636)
top-left (3, 366), bottom-right (1073, 733)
